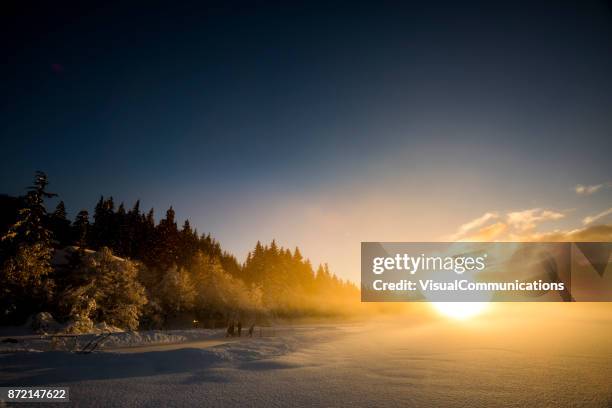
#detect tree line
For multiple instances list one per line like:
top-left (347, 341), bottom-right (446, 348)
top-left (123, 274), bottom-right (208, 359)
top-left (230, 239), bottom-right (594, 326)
top-left (0, 172), bottom-right (358, 331)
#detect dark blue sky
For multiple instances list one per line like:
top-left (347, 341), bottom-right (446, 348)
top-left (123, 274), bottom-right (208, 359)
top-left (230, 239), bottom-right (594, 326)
top-left (2, 1), bottom-right (611, 279)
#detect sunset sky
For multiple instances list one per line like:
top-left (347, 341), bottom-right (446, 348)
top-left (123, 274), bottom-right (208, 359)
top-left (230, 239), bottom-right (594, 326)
top-left (2, 1), bottom-right (611, 282)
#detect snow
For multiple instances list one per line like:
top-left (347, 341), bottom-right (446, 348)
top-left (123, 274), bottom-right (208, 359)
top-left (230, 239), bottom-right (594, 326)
top-left (1, 304), bottom-right (612, 407)
top-left (51, 246), bottom-right (123, 266)
top-left (0, 329), bottom-right (223, 353)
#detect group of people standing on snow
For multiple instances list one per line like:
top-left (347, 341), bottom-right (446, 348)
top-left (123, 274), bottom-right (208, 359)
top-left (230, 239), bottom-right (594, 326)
top-left (226, 321), bottom-right (255, 337)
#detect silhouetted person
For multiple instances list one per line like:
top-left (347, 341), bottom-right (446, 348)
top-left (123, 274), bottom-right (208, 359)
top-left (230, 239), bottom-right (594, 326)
top-left (237, 321), bottom-right (242, 337)
top-left (248, 324), bottom-right (255, 337)
top-left (226, 321), bottom-right (235, 337)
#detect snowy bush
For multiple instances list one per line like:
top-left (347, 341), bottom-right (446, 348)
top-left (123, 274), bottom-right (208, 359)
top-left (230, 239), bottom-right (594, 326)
top-left (63, 316), bottom-right (94, 334)
top-left (28, 312), bottom-right (60, 334)
top-left (58, 247), bottom-right (147, 331)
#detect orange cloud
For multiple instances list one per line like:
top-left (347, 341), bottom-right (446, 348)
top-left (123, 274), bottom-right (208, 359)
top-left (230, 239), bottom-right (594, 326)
top-left (506, 208), bottom-right (565, 232)
top-left (524, 224), bottom-right (612, 242)
top-left (583, 207), bottom-right (612, 225)
top-left (449, 208), bottom-right (566, 241)
top-left (449, 212), bottom-right (499, 240)
top-left (464, 222), bottom-right (508, 241)
top-left (448, 208), bottom-right (612, 242)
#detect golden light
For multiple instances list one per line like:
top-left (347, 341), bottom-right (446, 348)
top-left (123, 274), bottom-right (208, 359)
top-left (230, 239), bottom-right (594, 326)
top-left (431, 302), bottom-right (489, 320)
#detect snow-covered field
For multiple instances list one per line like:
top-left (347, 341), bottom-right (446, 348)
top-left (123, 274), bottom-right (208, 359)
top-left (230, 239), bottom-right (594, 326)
top-left (1, 304), bottom-right (612, 407)
top-left (0, 329), bottom-right (223, 353)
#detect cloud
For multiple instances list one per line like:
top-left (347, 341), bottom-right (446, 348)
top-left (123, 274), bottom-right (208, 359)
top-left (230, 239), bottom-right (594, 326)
top-left (470, 222), bottom-right (508, 241)
top-left (575, 184), bottom-right (602, 195)
top-left (448, 208), bottom-right (570, 242)
top-left (506, 208), bottom-right (565, 231)
top-left (575, 182), bottom-right (611, 195)
top-left (448, 204), bottom-right (612, 243)
top-left (583, 207), bottom-right (612, 225)
top-left (454, 222), bottom-right (612, 243)
top-left (448, 212), bottom-right (499, 240)
top-left (525, 224), bottom-right (612, 242)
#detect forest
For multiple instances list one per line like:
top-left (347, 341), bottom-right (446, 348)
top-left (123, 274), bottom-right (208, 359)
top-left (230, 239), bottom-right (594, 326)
top-left (0, 172), bottom-right (359, 331)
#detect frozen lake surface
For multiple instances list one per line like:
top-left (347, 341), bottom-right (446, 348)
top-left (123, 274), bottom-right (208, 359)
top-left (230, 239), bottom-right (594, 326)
top-left (1, 304), bottom-right (611, 407)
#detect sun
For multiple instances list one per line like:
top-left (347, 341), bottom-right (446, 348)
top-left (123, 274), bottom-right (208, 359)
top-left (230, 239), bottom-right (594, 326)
top-left (431, 302), bottom-right (488, 320)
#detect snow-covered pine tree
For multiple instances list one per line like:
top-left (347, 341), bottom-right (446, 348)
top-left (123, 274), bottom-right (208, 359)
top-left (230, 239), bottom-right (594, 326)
top-left (0, 171), bottom-right (56, 323)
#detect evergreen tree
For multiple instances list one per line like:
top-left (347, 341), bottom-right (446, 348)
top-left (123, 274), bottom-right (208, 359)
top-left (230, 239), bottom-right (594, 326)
top-left (153, 207), bottom-right (180, 269)
top-left (50, 201), bottom-right (71, 247)
top-left (178, 220), bottom-right (198, 267)
top-left (0, 243), bottom-right (54, 323)
top-left (2, 171), bottom-right (56, 248)
top-left (72, 210), bottom-right (90, 249)
top-left (115, 202), bottom-right (129, 257)
top-left (53, 200), bottom-right (67, 219)
top-left (156, 265), bottom-right (195, 319)
top-left (139, 208), bottom-right (156, 264)
top-left (60, 247), bottom-right (147, 330)
top-left (91, 196), bottom-right (116, 249)
top-left (190, 251), bottom-right (263, 319)
top-left (0, 171), bottom-right (56, 323)
top-left (125, 200), bottom-right (142, 259)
